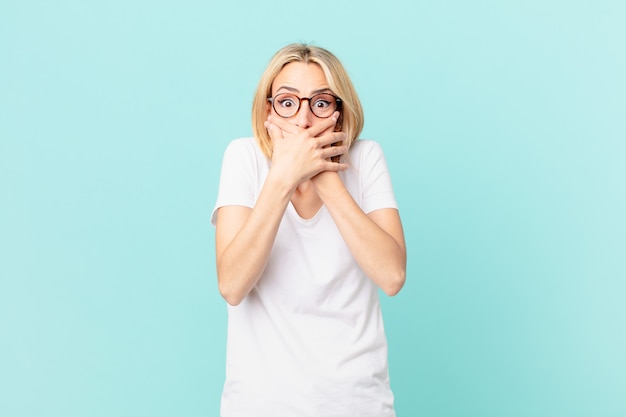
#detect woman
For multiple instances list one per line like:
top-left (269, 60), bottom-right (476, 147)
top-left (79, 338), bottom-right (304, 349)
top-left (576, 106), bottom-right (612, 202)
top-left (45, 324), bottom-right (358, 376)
top-left (211, 43), bottom-right (406, 417)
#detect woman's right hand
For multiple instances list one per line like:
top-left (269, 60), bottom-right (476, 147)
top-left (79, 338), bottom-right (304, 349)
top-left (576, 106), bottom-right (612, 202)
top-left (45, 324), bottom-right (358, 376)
top-left (264, 111), bottom-right (349, 189)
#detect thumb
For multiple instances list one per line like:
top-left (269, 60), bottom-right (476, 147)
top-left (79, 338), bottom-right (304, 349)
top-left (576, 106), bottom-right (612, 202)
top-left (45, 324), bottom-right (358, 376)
top-left (264, 120), bottom-right (284, 141)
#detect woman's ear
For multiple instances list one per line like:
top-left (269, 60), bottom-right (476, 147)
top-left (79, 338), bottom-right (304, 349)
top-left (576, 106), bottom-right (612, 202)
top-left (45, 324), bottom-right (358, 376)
top-left (265, 99), bottom-right (272, 115)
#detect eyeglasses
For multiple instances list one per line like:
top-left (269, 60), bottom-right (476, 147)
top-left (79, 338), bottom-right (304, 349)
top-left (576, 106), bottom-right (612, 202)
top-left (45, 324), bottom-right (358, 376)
top-left (267, 93), bottom-right (342, 119)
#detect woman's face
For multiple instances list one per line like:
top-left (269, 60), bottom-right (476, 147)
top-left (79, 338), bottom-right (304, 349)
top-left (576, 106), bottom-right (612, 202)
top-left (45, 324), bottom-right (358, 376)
top-left (269, 62), bottom-right (337, 131)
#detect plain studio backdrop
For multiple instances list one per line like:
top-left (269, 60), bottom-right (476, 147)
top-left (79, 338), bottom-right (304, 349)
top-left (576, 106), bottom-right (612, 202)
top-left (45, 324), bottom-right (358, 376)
top-left (1, 0), bottom-right (624, 416)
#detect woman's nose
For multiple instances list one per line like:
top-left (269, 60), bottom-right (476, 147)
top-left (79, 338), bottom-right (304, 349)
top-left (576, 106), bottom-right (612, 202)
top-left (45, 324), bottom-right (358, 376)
top-left (294, 100), bottom-right (314, 128)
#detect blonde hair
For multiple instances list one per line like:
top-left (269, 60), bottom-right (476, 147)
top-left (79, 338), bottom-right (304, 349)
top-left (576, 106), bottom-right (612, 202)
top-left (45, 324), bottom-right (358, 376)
top-left (251, 44), bottom-right (364, 159)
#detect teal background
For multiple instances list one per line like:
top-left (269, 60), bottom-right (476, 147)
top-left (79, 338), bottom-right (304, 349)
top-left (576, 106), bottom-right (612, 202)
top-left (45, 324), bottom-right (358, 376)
top-left (1, 0), bottom-right (624, 416)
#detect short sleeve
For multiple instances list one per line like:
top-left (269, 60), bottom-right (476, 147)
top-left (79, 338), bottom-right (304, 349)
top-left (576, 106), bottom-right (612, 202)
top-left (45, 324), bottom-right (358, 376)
top-left (359, 141), bottom-right (398, 214)
top-left (210, 139), bottom-right (258, 226)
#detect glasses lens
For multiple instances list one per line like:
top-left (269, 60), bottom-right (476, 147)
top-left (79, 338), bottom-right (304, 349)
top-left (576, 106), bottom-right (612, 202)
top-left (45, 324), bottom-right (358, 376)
top-left (309, 94), bottom-right (337, 118)
top-left (273, 93), bottom-right (300, 118)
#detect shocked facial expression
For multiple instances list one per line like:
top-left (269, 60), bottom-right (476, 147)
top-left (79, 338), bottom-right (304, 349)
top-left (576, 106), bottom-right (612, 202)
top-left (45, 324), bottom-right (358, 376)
top-left (268, 62), bottom-right (340, 130)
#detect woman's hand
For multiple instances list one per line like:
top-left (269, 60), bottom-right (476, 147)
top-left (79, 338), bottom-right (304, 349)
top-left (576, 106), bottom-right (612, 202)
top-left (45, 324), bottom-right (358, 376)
top-left (264, 111), bottom-right (348, 190)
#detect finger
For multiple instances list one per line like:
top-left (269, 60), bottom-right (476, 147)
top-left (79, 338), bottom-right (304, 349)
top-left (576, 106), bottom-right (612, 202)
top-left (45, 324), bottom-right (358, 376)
top-left (320, 160), bottom-right (349, 172)
top-left (267, 115), bottom-right (304, 136)
top-left (267, 110), bottom-right (340, 137)
top-left (264, 120), bottom-right (284, 141)
top-left (317, 131), bottom-right (347, 148)
top-left (310, 111), bottom-right (341, 138)
top-left (322, 144), bottom-right (349, 160)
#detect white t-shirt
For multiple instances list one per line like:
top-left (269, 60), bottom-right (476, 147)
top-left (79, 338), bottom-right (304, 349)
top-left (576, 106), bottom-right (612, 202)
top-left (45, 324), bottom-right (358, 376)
top-left (212, 138), bottom-right (398, 417)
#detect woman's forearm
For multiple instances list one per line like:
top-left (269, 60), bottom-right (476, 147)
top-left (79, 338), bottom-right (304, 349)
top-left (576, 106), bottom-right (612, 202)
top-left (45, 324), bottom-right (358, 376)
top-left (312, 172), bottom-right (407, 295)
top-left (216, 172), bottom-right (295, 305)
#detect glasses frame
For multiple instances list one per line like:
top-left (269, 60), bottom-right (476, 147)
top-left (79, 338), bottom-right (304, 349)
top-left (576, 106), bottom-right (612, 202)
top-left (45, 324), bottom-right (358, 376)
top-left (267, 93), bottom-right (342, 119)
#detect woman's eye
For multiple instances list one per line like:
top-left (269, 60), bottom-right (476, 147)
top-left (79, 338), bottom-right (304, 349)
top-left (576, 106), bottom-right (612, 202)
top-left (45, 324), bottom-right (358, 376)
top-left (278, 99), bottom-right (296, 108)
top-left (313, 99), bottom-right (331, 108)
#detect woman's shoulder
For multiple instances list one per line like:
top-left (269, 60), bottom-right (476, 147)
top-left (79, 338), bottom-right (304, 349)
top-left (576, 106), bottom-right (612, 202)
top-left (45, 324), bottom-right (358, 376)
top-left (224, 137), bottom-right (259, 153)
top-left (349, 139), bottom-right (384, 155)
top-left (348, 139), bottom-right (386, 166)
top-left (222, 137), bottom-right (266, 162)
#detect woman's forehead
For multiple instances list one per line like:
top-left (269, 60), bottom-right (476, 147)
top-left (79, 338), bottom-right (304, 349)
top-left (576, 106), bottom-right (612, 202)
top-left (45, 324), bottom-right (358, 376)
top-left (272, 62), bottom-right (328, 94)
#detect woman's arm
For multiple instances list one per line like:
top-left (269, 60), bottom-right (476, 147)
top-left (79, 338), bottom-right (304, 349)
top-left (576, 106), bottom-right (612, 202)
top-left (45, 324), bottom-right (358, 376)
top-left (215, 173), bottom-right (293, 306)
top-left (312, 171), bottom-right (407, 295)
top-left (215, 115), bottom-right (347, 306)
top-left (266, 115), bottom-right (407, 295)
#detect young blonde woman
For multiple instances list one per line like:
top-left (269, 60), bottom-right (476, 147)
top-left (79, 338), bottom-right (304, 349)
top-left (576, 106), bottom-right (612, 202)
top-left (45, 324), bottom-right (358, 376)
top-left (212, 43), bottom-right (406, 417)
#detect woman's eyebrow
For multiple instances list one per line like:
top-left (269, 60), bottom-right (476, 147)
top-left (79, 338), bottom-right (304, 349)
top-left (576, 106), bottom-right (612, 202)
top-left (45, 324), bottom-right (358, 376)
top-left (311, 88), bottom-right (333, 95)
top-left (275, 86), bottom-right (300, 94)
top-left (274, 86), bottom-right (332, 95)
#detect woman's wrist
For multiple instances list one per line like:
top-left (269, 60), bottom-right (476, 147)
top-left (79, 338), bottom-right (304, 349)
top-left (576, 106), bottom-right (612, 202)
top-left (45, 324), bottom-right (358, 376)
top-left (311, 171), bottom-right (343, 196)
top-left (266, 167), bottom-right (298, 198)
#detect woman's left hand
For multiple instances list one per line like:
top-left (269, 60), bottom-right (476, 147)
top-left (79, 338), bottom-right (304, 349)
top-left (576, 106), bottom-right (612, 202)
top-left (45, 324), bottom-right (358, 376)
top-left (265, 113), bottom-right (347, 182)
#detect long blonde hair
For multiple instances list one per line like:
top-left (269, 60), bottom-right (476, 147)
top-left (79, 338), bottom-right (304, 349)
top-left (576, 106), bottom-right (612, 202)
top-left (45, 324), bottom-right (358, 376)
top-left (251, 44), bottom-right (364, 159)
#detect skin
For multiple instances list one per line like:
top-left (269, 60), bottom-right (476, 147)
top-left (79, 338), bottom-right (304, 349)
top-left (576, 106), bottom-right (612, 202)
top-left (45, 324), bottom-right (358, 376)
top-left (215, 62), bottom-right (406, 306)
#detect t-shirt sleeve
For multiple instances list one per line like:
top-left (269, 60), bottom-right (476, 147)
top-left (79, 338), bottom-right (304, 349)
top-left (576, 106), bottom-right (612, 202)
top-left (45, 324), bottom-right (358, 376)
top-left (210, 139), bottom-right (258, 226)
top-left (360, 141), bottom-right (398, 214)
